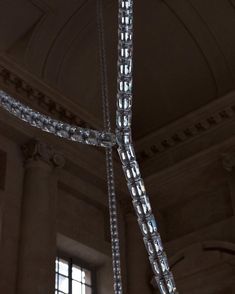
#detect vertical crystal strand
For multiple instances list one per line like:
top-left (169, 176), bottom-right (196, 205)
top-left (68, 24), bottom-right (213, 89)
top-left (96, 0), bottom-right (123, 293)
top-left (105, 148), bottom-right (123, 294)
top-left (116, 0), bottom-right (178, 293)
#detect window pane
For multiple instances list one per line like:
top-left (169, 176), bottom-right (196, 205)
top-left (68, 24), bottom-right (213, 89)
top-left (72, 280), bottom-right (82, 294)
top-left (58, 259), bottom-right (69, 276)
top-left (55, 257), bottom-right (93, 294)
top-left (85, 286), bottom-right (92, 294)
top-left (55, 274), bottom-right (58, 289)
top-left (55, 258), bottom-right (59, 273)
top-left (81, 270), bottom-right (85, 283)
top-left (84, 269), bottom-right (92, 286)
top-left (58, 274), bottom-right (69, 293)
top-left (82, 283), bottom-right (85, 294)
top-left (72, 265), bottom-right (82, 282)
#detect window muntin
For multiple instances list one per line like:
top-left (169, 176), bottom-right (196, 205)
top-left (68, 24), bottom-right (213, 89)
top-left (55, 257), bottom-right (93, 294)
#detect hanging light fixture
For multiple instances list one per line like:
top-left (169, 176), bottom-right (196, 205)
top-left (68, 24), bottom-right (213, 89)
top-left (0, 1), bottom-right (177, 293)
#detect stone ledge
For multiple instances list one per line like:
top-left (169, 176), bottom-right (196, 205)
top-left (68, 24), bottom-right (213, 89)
top-left (136, 91), bottom-right (235, 160)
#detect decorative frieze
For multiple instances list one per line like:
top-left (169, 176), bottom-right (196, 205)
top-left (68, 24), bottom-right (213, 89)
top-left (0, 65), bottom-right (91, 129)
top-left (1, 63), bottom-right (235, 170)
top-left (136, 92), bottom-right (235, 163)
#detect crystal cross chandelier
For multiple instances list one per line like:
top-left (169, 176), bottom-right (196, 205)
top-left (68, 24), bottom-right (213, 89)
top-left (0, 1), bottom-right (177, 293)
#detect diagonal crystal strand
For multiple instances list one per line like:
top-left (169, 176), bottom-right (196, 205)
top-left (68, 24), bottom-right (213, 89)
top-left (115, 0), bottom-right (178, 293)
top-left (0, 90), bottom-right (116, 148)
top-left (0, 0), bottom-right (178, 292)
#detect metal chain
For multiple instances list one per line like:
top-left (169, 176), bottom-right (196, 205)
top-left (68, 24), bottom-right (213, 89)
top-left (115, 1), bottom-right (178, 293)
top-left (96, 0), bottom-right (123, 293)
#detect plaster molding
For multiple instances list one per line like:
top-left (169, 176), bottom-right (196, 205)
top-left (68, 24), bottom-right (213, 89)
top-left (1, 59), bottom-right (235, 171)
top-left (22, 139), bottom-right (65, 168)
top-left (2, 58), bottom-right (235, 199)
top-left (136, 91), bottom-right (235, 164)
top-left (145, 136), bottom-right (235, 194)
top-left (0, 61), bottom-right (98, 130)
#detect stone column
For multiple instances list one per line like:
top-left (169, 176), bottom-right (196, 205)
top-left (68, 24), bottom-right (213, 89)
top-left (17, 140), bottom-right (65, 294)
top-left (125, 212), bottom-right (152, 294)
top-left (222, 152), bottom-right (235, 214)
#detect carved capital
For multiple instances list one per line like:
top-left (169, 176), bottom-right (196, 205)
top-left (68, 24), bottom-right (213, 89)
top-left (222, 153), bottom-right (235, 172)
top-left (22, 139), bottom-right (65, 168)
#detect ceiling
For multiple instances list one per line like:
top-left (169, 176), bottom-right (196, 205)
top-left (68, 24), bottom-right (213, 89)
top-left (0, 0), bottom-right (235, 139)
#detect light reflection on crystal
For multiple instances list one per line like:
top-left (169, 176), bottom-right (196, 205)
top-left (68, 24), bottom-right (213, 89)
top-left (165, 273), bottom-right (176, 293)
top-left (138, 219), bottom-right (148, 236)
top-left (139, 196), bottom-right (151, 215)
top-left (152, 234), bottom-right (163, 253)
top-left (159, 253), bottom-right (170, 273)
top-left (0, 0), bottom-right (178, 292)
top-left (149, 256), bottom-right (160, 275)
top-left (0, 90), bottom-right (115, 148)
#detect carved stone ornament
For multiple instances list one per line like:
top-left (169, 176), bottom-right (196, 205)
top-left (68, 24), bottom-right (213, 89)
top-left (22, 139), bottom-right (65, 168)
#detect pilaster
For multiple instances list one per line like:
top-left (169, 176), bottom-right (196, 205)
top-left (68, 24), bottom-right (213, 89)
top-left (17, 139), bottom-right (64, 294)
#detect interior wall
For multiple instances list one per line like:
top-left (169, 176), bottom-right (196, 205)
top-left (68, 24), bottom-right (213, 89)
top-left (0, 128), bottom-right (121, 294)
top-left (0, 133), bottom-right (24, 294)
top-left (147, 141), bottom-right (235, 293)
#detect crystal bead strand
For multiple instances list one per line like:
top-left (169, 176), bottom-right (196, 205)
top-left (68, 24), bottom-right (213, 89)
top-left (105, 148), bottom-right (123, 294)
top-left (0, 90), bottom-right (115, 148)
top-left (115, 1), bottom-right (177, 293)
top-left (97, 0), bottom-right (123, 293)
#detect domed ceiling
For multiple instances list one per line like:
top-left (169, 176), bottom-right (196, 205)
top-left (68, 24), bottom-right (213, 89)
top-left (0, 0), bottom-right (235, 139)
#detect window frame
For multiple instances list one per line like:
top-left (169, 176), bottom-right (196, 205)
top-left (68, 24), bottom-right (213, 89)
top-left (55, 252), bottom-right (97, 294)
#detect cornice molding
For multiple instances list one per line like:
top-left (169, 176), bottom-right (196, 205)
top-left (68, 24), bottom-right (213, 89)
top-left (136, 91), bottom-right (235, 164)
top-left (2, 57), bottom-right (235, 194)
top-left (2, 58), bottom-right (235, 170)
top-left (0, 59), bottom-right (130, 208)
top-left (145, 136), bottom-right (235, 197)
top-left (0, 59), bottom-right (101, 131)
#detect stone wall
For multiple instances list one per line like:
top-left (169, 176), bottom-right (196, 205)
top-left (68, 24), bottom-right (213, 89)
top-left (0, 123), bottom-right (121, 294)
top-left (142, 140), bottom-right (235, 293)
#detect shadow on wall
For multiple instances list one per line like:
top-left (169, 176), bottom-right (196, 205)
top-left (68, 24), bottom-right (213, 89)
top-left (168, 241), bottom-right (235, 294)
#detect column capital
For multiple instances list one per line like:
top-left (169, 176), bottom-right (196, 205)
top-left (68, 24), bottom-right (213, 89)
top-left (222, 152), bottom-right (235, 172)
top-left (22, 139), bottom-right (65, 168)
